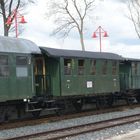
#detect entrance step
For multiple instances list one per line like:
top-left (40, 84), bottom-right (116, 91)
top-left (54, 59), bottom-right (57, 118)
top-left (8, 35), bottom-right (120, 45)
top-left (44, 107), bottom-right (59, 111)
top-left (26, 108), bottom-right (42, 112)
top-left (44, 100), bottom-right (56, 103)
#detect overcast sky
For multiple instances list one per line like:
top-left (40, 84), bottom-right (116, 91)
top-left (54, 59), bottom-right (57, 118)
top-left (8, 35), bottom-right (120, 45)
top-left (14, 0), bottom-right (140, 58)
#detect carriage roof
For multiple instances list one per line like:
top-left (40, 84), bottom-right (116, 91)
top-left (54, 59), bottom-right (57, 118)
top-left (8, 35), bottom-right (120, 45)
top-left (0, 36), bottom-right (41, 54)
top-left (40, 47), bottom-right (123, 60)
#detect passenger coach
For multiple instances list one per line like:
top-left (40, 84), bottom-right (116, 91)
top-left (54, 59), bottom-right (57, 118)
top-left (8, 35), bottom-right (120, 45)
top-left (0, 36), bottom-right (132, 121)
top-left (120, 58), bottom-right (140, 103)
top-left (0, 36), bottom-right (41, 121)
top-left (39, 47), bottom-right (123, 110)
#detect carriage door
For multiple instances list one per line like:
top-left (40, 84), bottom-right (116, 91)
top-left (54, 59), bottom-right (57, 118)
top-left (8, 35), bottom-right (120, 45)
top-left (119, 62), bottom-right (131, 91)
top-left (34, 57), bottom-right (46, 95)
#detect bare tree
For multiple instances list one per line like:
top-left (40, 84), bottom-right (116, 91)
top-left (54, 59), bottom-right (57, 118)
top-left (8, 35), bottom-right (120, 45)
top-left (127, 0), bottom-right (140, 38)
top-left (47, 0), bottom-right (95, 51)
top-left (0, 0), bottom-right (34, 36)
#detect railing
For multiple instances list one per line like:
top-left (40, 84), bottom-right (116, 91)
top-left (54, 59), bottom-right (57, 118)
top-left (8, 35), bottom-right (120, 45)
top-left (35, 74), bottom-right (51, 95)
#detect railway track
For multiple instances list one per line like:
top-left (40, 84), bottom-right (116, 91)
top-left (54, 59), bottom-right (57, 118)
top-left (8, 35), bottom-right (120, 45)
top-left (5, 113), bottom-right (140, 140)
top-left (1, 104), bottom-right (140, 131)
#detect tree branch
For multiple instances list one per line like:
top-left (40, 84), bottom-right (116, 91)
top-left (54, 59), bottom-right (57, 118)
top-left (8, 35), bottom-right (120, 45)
top-left (52, 21), bottom-right (75, 35)
top-left (46, 0), bottom-right (96, 50)
top-left (9, 0), bottom-right (13, 16)
top-left (83, 0), bottom-right (95, 19)
top-left (72, 0), bottom-right (82, 20)
top-left (128, 0), bottom-right (140, 38)
top-left (64, 0), bottom-right (80, 32)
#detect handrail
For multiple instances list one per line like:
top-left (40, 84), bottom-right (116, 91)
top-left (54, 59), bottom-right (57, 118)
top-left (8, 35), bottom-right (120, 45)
top-left (35, 74), bottom-right (51, 95)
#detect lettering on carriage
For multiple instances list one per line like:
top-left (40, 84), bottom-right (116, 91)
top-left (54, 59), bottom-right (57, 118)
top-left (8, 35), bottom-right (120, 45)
top-left (87, 81), bottom-right (93, 88)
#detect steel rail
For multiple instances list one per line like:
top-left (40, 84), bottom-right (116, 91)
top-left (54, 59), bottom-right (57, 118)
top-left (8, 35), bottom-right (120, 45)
top-left (2, 104), bottom-right (140, 131)
top-left (5, 113), bottom-right (140, 140)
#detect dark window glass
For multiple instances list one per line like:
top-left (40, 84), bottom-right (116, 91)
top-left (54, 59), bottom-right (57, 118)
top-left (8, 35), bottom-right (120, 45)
top-left (16, 56), bottom-right (28, 77)
top-left (35, 58), bottom-right (43, 75)
top-left (78, 60), bottom-right (84, 75)
top-left (0, 55), bottom-right (9, 77)
top-left (112, 61), bottom-right (117, 75)
top-left (0, 55), bottom-right (8, 65)
top-left (102, 60), bottom-right (108, 75)
top-left (16, 56), bottom-right (27, 65)
top-left (64, 59), bottom-right (72, 75)
top-left (132, 62), bottom-right (138, 75)
top-left (91, 60), bottom-right (96, 75)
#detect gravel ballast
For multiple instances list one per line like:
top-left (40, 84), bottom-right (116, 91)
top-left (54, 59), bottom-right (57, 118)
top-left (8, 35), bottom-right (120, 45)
top-left (68, 122), bottom-right (140, 140)
top-left (1, 107), bottom-right (140, 139)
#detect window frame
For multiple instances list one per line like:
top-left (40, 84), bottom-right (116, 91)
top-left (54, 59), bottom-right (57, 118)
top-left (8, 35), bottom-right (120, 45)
top-left (0, 55), bottom-right (9, 77)
top-left (132, 62), bottom-right (138, 75)
top-left (102, 60), bottom-right (108, 75)
top-left (90, 59), bottom-right (96, 75)
top-left (16, 56), bottom-right (28, 77)
top-left (78, 59), bottom-right (84, 75)
top-left (112, 61), bottom-right (117, 75)
top-left (64, 58), bottom-right (72, 75)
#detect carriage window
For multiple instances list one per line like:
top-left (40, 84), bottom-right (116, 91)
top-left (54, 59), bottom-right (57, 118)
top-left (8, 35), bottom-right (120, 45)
top-left (16, 56), bottom-right (28, 77)
top-left (78, 60), bottom-right (84, 75)
top-left (91, 60), bottom-right (96, 75)
top-left (132, 62), bottom-right (138, 75)
top-left (0, 55), bottom-right (9, 77)
top-left (64, 59), bottom-right (72, 75)
top-left (112, 61), bottom-right (117, 75)
top-left (35, 58), bottom-right (43, 75)
top-left (16, 56), bottom-right (27, 65)
top-left (102, 60), bottom-right (108, 75)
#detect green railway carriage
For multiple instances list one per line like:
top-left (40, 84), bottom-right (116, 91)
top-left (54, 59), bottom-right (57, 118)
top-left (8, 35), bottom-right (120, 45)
top-left (1, 36), bottom-right (140, 122)
top-left (119, 58), bottom-right (140, 102)
top-left (40, 47), bottom-right (123, 102)
top-left (0, 36), bottom-right (41, 102)
top-left (0, 36), bottom-right (41, 121)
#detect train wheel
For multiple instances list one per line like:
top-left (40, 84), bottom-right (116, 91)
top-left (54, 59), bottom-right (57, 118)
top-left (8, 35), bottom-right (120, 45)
top-left (32, 111), bottom-right (41, 118)
top-left (55, 101), bottom-right (66, 115)
top-left (126, 97), bottom-right (135, 105)
top-left (96, 96), bottom-right (106, 109)
top-left (0, 105), bottom-right (17, 122)
top-left (0, 106), bottom-right (6, 122)
top-left (96, 98), bottom-right (101, 109)
top-left (136, 96), bottom-right (140, 103)
top-left (107, 95), bottom-right (114, 107)
top-left (73, 99), bottom-right (83, 112)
